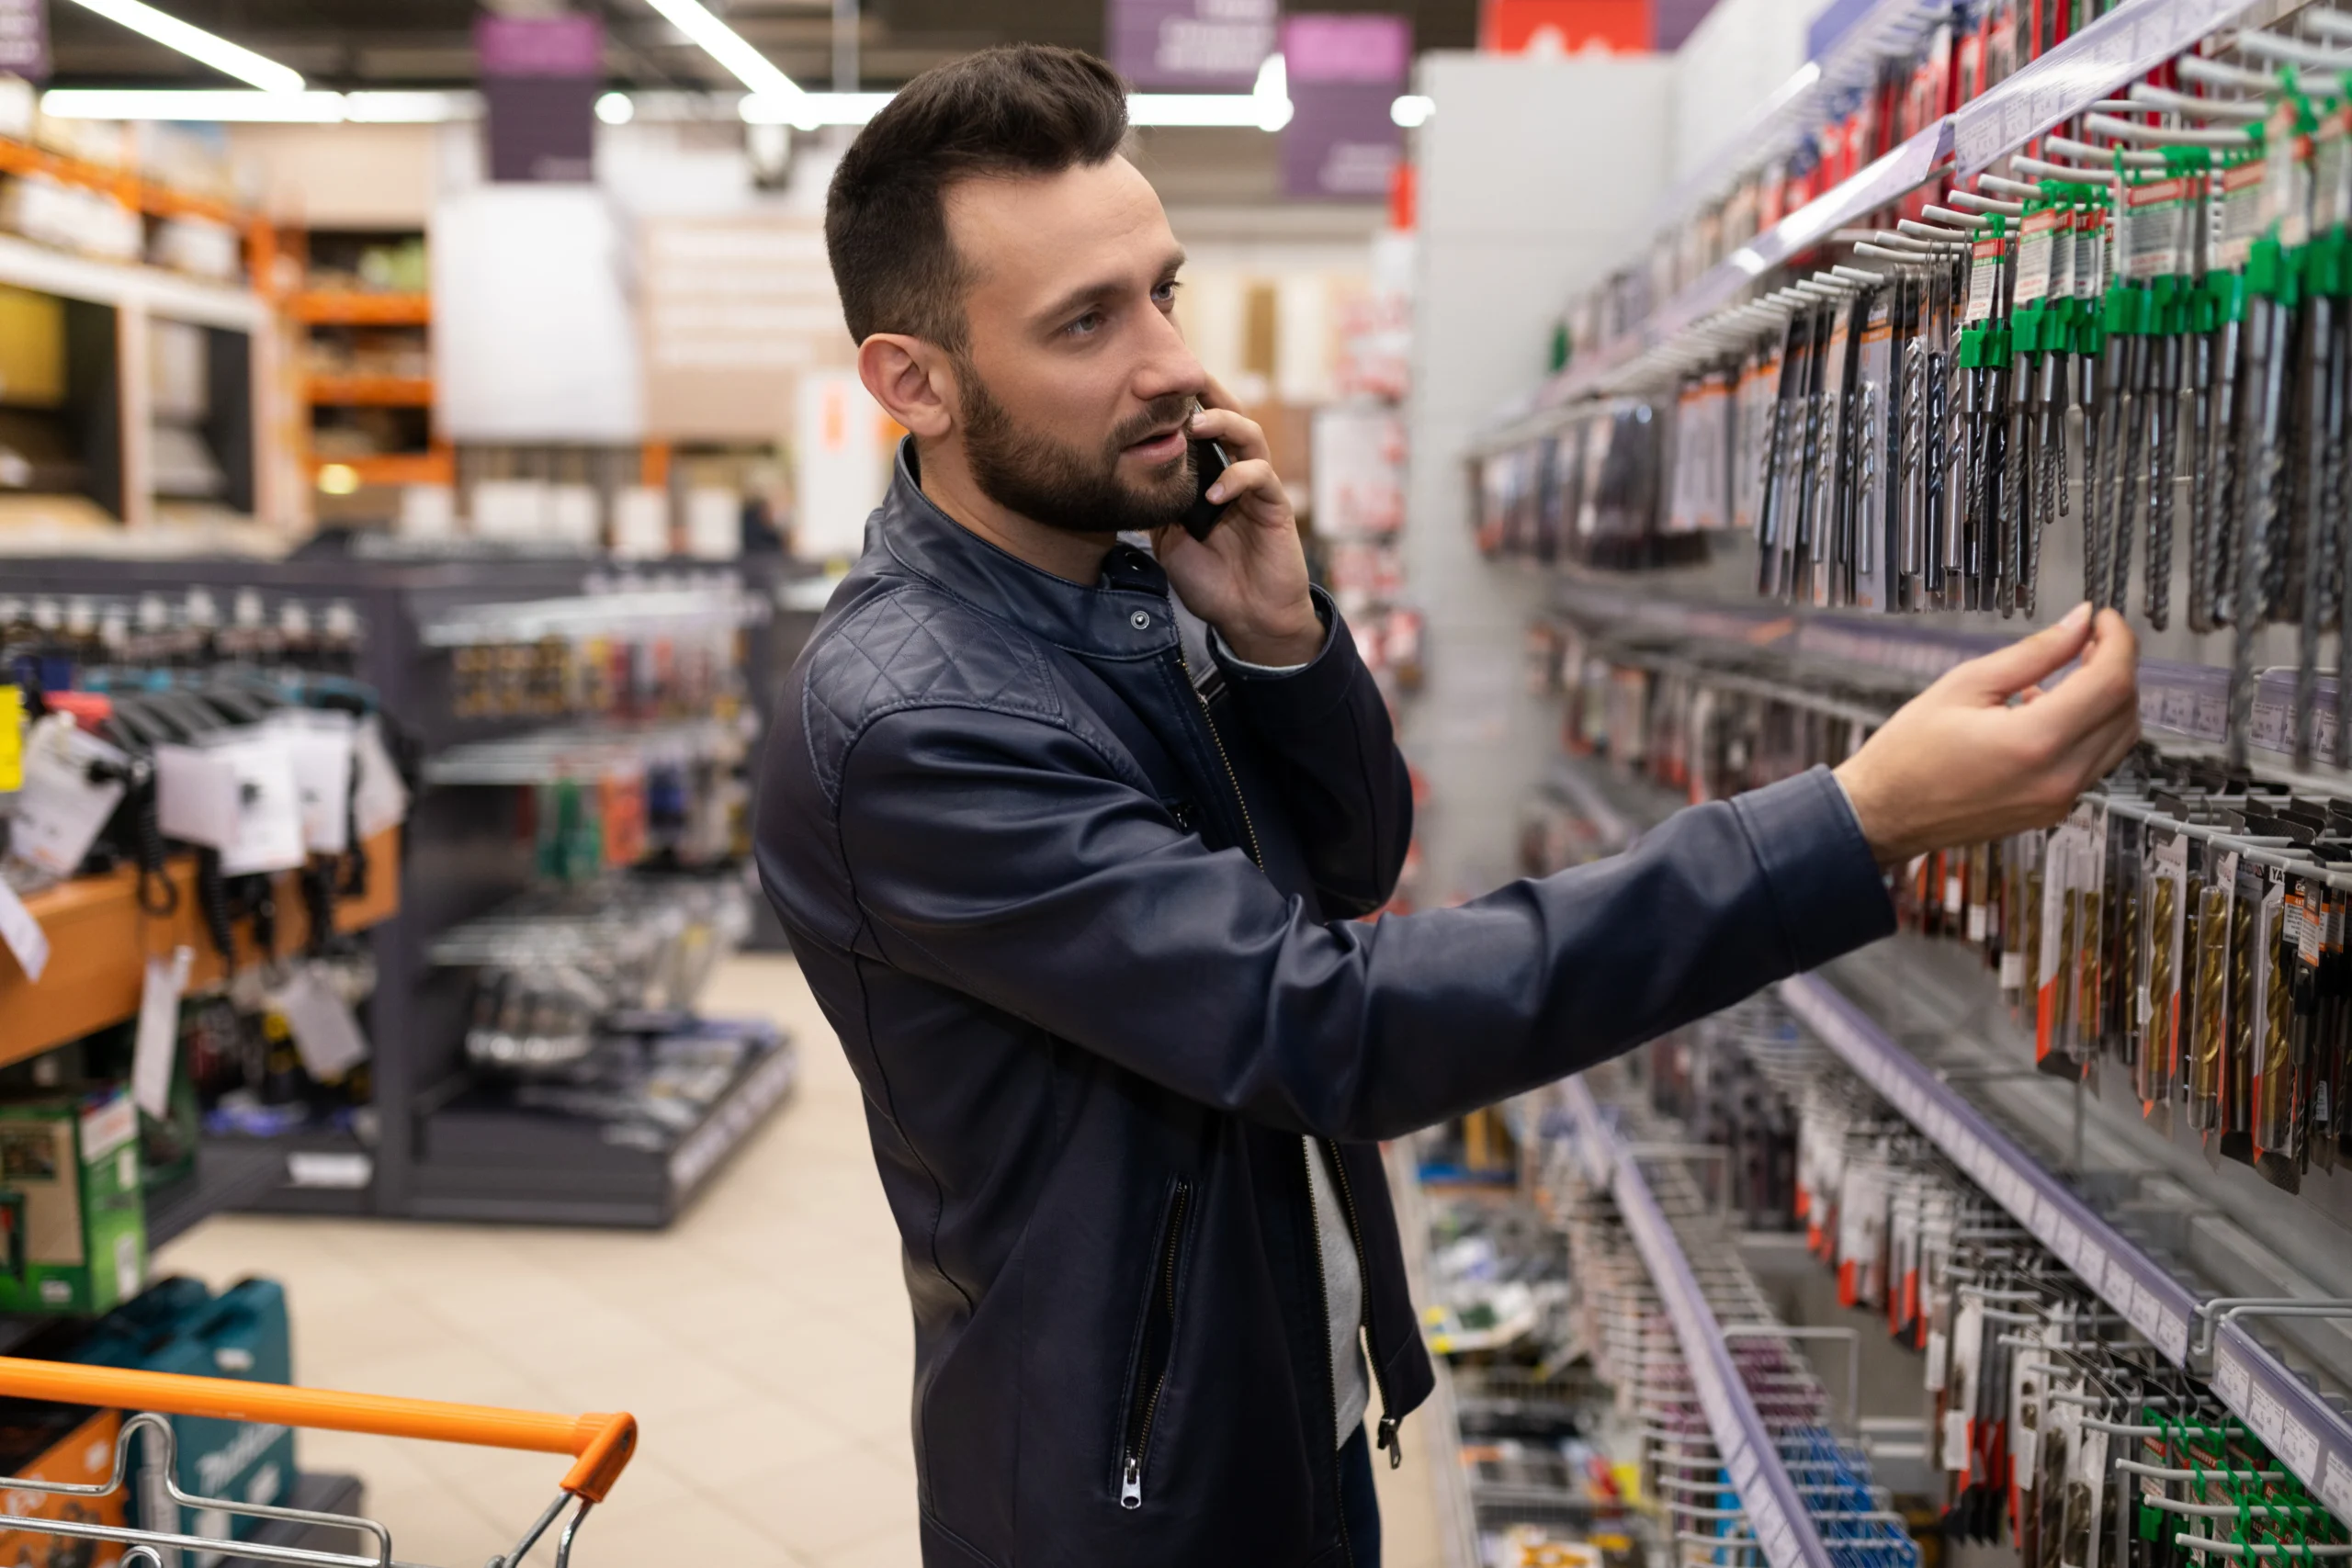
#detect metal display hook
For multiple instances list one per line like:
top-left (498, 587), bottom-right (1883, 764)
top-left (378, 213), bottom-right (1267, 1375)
top-left (2125, 82), bottom-right (2267, 120)
top-left (2188, 1296), bottom-right (2352, 1371)
top-left (2084, 112), bottom-right (2255, 149)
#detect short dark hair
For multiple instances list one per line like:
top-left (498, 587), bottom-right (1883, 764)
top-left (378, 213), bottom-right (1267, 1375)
top-left (825, 45), bottom-right (1130, 350)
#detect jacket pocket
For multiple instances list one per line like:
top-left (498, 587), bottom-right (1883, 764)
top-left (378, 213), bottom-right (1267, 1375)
top-left (1115, 1178), bottom-right (1193, 1510)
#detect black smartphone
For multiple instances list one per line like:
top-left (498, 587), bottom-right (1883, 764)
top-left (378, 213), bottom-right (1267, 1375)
top-left (1182, 439), bottom-right (1229, 542)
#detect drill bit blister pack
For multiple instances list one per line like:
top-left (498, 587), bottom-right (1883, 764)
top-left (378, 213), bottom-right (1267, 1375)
top-left (1643, 998), bottom-right (2352, 1564)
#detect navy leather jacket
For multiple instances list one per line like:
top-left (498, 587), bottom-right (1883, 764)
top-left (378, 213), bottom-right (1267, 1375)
top-left (755, 445), bottom-right (1894, 1568)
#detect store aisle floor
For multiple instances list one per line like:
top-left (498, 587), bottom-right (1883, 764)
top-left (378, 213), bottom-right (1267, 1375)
top-left (157, 955), bottom-right (1447, 1566)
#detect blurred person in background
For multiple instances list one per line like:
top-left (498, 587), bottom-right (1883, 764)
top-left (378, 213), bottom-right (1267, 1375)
top-left (756, 43), bottom-right (2141, 1568)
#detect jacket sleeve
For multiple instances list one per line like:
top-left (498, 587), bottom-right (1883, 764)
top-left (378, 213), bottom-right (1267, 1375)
top-left (1209, 590), bottom-right (1411, 920)
top-left (834, 703), bottom-right (1894, 1143)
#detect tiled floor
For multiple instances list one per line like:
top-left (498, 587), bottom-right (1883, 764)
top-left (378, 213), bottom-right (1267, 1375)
top-left (157, 955), bottom-right (1447, 1566)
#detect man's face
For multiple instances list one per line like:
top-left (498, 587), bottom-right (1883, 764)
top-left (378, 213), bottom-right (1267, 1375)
top-left (942, 156), bottom-right (1208, 536)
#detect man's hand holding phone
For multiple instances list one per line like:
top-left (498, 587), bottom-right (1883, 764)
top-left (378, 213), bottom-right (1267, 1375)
top-left (1152, 378), bottom-right (1323, 669)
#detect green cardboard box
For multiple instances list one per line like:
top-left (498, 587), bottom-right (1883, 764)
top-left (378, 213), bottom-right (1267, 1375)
top-left (0, 1086), bottom-right (147, 1314)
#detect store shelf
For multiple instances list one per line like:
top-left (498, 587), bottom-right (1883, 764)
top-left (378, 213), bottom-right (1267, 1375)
top-left (1486, 0), bottom-right (2285, 434)
top-left (144, 1139), bottom-right (292, 1252)
top-left (1384, 1141), bottom-right (1482, 1568)
top-left (304, 373), bottom-right (434, 408)
top-left (0, 231), bottom-right (266, 331)
top-left (0, 134), bottom-right (246, 227)
top-left (292, 291), bottom-right (430, 327)
top-left (0, 827), bottom-right (402, 1069)
top-left (309, 451), bottom-right (454, 488)
top-left (1557, 1076), bottom-right (1834, 1568)
top-left (1775, 971), bottom-right (2352, 1523)
top-left (409, 1034), bottom-right (797, 1228)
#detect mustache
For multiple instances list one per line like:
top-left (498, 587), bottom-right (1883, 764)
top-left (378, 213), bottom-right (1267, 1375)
top-left (1108, 395), bottom-right (1199, 454)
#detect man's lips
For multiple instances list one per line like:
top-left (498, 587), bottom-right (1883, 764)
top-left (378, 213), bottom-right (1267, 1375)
top-left (1124, 426), bottom-right (1188, 463)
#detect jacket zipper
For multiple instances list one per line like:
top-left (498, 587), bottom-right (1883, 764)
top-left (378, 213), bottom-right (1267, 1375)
top-left (1174, 649), bottom-right (1263, 868)
top-left (1179, 643), bottom-right (1385, 1540)
top-left (1121, 1181), bottom-right (1191, 1509)
top-left (1298, 1139), bottom-right (1356, 1567)
top-left (1324, 1139), bottom-right (1404, 1470)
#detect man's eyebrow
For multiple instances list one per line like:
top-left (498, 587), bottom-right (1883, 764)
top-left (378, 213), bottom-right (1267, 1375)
top-left (1033, 250), bottom-right (1188, 328)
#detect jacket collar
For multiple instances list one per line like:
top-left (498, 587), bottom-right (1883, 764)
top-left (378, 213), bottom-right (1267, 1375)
top-left (875, 439), bottom-right (1181, 660)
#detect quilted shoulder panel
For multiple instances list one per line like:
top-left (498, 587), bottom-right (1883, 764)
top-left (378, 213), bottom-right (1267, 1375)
top-left (800, 583), bottom-right (1064, 807)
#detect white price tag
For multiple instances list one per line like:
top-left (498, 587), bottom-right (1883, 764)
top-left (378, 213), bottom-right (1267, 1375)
top-left (2153, 1306), bottom-right (2188, 1365)
top-left (351, 716), bottom-right (409, 840)
top-left (2320, 1452), bottom-right (2352, 1524)
top-left (132, 946), bottom-right (194, 1119)
top-left (1943, 1409), bottom-right (1973, 1471)
top-left (277, 715), bottom-right (354, 855)
top-left (2274, 1413), bottom-right (2320, 1483)
top-left (0, 878), bottom-right (49, 983)
top-left (269, 964), bottom-right (370, 1079)
top-left (9, 716), bottom-right (128, 879)
top-left (1925, 1328), bottom-right (1950, 1389)
top-left (2215, 1348), bottom-right (2253, 1407)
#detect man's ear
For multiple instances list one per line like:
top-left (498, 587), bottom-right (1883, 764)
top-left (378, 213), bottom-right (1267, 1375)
top-left (857, 333), bottom-right (957, 440)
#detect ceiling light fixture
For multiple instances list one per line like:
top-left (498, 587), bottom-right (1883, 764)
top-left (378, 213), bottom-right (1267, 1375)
top-left (62, 0), bottom-right (303, 94)
top-left (39, 88), bottom-right (479, 122)
top-left (595, 91), bottom-right (636, 125)
top-left (639, 0), bottom-right (801, 101)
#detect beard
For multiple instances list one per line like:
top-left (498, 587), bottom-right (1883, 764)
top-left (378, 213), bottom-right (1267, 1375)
top-left (959, 371), bottom-right (1200, 537)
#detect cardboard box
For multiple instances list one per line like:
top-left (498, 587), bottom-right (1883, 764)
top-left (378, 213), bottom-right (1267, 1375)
top-left (0, 1089), bottom-right (147, 1314)
top-left (72, 1277), bottom-right (299, 1551)
top-left (0, 1405), bottom-right (130, 1567)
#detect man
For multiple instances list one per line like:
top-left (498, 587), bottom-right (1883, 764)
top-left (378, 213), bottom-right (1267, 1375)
top-left (756, 43), bottom-right (2140, 1568)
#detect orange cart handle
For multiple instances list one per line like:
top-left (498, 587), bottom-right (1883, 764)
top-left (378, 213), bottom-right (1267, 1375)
top-left (0, 1357), bottom-right (637, 1503)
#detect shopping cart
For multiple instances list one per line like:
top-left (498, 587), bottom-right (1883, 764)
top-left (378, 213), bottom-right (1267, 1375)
top-left (0, 1355), bottom-right (636, 1567)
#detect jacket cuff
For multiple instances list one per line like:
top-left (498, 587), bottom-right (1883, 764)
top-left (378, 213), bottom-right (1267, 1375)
top-left (1213, 586), bottom-right (1363, 727)
top-left (1728, 765), bottom-right (1894, 974)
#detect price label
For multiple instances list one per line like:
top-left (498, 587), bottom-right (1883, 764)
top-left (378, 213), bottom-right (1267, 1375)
top-left (2215, 1348), bottom-right (2253, 1407)
top-left (131, 946), bottom-right (194, 1119)
top-left (2320, 1452), bottom-right (2352, 1525)
top-left (0, 878), bottom-right (48, 984)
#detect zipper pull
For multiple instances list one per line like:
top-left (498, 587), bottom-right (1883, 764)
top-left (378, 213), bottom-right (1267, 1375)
top-left (1376, 1416), bottom-right (1402, 1470)
top-left (1121, 1454), bottom-right (1144, 1509)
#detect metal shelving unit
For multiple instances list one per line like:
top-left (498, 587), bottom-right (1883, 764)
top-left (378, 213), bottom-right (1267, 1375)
top-left (1480, 0), bottom-right (2295, 441)
top-left (1558, 1077), bottom-right (1839, 1568)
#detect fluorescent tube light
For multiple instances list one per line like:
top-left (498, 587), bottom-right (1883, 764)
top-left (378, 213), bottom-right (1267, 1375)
top-left (41, 87), bottom-right (339, 120)
top-left (640, 0), bottom-right (801, 101)
top-left (40, 88), bottom-right (481, 123)
top-left (62, 0), bottom-right (303, 94)
top-left (1125, 94), bottom-right (1270, 128)
top-left (740, 90), bottom-right (891, 129)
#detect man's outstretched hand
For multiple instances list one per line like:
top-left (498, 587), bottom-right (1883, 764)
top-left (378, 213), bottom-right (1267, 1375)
top-left (1834, 603), bottom-right (2141, 867)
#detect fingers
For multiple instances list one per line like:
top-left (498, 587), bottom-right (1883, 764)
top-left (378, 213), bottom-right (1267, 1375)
top-left (1206, 456), bottom-right (1290, 518)
top-left (1188, 402), bottom-right (1270, 466)
top-left (1938, 601), bottom-right (2096, 701)
top-left (2010, 607), bottom-right (2139, 739)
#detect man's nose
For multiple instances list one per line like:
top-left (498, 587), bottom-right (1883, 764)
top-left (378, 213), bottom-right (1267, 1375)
top-left (1133, 306), bottom-right (1207, 404)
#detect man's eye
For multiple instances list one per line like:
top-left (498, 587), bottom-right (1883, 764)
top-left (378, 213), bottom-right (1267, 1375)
top-left (1153, 281), bottom-right (1181, 307)
top-left (1065, 310), bottom-right (1103, 337)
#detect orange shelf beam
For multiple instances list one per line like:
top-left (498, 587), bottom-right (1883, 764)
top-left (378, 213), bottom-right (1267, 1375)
top-left (310, 451), bottom-right (455, 487)
top-left (294, 291), bottom-right (431, 326)
top-left (0, 827), bottom-right (403, 1070)
top-left (0, 135), bottom-right (243, 227)
top-left (305, 373), bottom-right (433, 407)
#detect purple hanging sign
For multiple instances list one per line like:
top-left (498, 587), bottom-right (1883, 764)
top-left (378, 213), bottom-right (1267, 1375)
top-left (1280, 14), bottom-right (1409, 201)
top-left (476, 14), bottom-right (603, 184)
top-left (1107, 0), bottom-right (1277, 92)
top-left (0, 0), bottom-right (49, 84)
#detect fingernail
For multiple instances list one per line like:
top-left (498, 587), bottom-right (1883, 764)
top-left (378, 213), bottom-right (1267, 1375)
top-left (1205, 483), bottom-right (1227, 502)
top-left (2060, 602), bottom-right (2092, 633)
